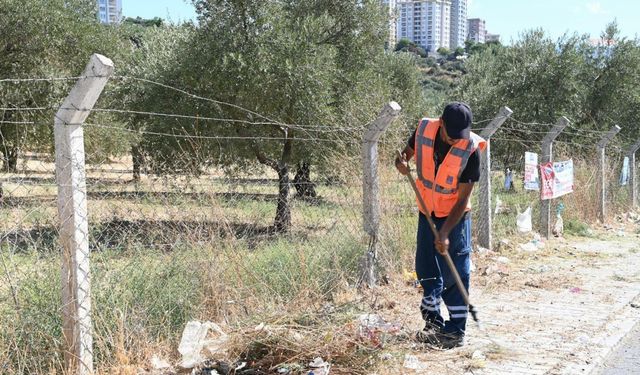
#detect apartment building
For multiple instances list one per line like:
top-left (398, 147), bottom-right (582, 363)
top-left (486, 33), bottom-right (501, 43)
top-left (381, 0), bottom-right (398, 49)
top-left (449, 0), bottom-right (467, 49)
top-left (97, 0), bottom-right (122, 24)
top-left (467, 18), bottom-right (486, 43)
top-left (396, 0), bottom-right (452, 53)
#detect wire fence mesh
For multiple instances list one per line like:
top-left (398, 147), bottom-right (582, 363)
top-left (1, 73), bottom-right (639, 374)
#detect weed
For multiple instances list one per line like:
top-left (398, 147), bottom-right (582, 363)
top-left (564, 219), bottom-right (594, 237)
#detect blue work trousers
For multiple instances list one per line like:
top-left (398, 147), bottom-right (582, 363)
top-left (415, 212), bottom-right (472, 335)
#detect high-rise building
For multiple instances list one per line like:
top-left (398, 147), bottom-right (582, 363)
top-left (486, 33), bottom-right (501, 43)
top-left (449, 0), bottom-right (467, 49)
top-left (381, 0), bottom-right (398, 49)
top-left (97, 0), bottom-right (122, 24)
top-left (396, 0), bottom-right (451, 53)
top-left (467, 18), bottom-right (486, 44)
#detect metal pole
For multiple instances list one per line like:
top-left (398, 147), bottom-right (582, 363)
top-left (626, 139), bottom-right (640, 208)
top-left (477, 106), bottom-right (512, 250)
top-left (596, 125), bottom-right (621, 222)
top-left (55, 54), bottom-right (114, 374)
top-left (362, 101), bottom-right (401, 287)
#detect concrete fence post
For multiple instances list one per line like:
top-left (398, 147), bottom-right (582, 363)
top-left (476, 106), bottom-right (513, 250)
top-left (362, 101), bottom-right (401, 287)
top-left (540, 117), bottom-right (570, 239)
top-left (627, 139), bottom-right (640, 209)
top-left (596, 125), bottom-right (622, 222)
top-left (55, 54), bottom-right (114, 374)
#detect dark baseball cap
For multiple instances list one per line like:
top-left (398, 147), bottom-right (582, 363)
top-left (442, 102), bottom-right (472, 140)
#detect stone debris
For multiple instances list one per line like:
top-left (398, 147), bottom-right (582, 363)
top-left (471, 350), bottom-right (486, 361)
top-left (403, 354), bottom-right (428, 371)
top-left (150, 354), bottom-right (171, 370)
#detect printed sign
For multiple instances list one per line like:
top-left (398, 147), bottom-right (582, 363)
top-left (524, 152), bottom-right (540, 190)
top-left (620, 156), bottom-right (629, 186)
top-left (540, 160), bottom-right (574, 200)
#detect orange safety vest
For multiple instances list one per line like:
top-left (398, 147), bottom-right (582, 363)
top-left (414, 118), bottom-right (487, 217)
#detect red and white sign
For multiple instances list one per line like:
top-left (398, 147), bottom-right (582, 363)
top-left (540, 160), bottom-right (574, 200)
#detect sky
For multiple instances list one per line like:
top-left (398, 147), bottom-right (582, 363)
top-left (122, 0), bottom-right (640, 43)
top-left (122, 0), bottom-right (196, 24)
top-left (468, 0), bottom-right (640, 43)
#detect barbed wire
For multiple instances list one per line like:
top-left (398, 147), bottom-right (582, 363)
top-left (0, 76), bottom-right (87, 83)
top-left (566, 125), bottom-right (612, 135)
top-left (471, 117), bottom-right (496, 126)
top-left (113, 75), bottom-right (290, 129)
top-left (0, 121), bottom-right (35, 125)
top-left (491, 137), bottom-right (540, 145)
top-left (0, 107), bottom-right (50, 111)
top-left (82, 123), bottom-right (360, 144)
top-left (63, 107), bottom-right (364, 133)
top-left (507, 117), bottom-right (555, 127)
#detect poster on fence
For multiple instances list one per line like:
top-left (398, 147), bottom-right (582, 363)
top-left (620, 156), bottom-right (629, 186)
top-left (524, 152), bottom-right (540, 190)
top-left (540, 159), bottom-right (574, 200)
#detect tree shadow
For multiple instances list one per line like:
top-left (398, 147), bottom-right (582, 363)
top-left (0, 191), bottom-right (337, 212)
top-left (0, 175), bottom-right (135, 186)
top-left (0, 219), bottom-right (278, 254)
top-left (0, 196), bottom-right (56, 208)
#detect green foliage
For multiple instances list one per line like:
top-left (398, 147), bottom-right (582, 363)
top-left (0, 0), bottom-right (131, 168)
top-left (395, 38), bottom-right (427, 57)
top-left (436, 47), bottom-right (451, 56)
top-left (395, 38), bottom-right (413, 51)
top-left (243, 233), bottom-right (363, 300)
top-left (1, 259), bottom-right (63, 373)
top-left (0, 249), bottom-right (201, 373)
top-left (564, 218), bottom-right (593, 237)
top-left (123, 16), bottom-right (164, 28)
top-left (456, 22), bottom-right (640, 165)
top-left (464, 39), bottom-right (503, 56)
top-left (92, 249), bottom-right (202, 340)
top-left (116, 0), bottom-right (425, 229)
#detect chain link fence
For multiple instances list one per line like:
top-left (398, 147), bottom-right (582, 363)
top-left (1, 68), bottom-right (639, 373)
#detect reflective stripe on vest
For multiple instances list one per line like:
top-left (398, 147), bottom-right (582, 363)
top-left (421, 180), bottom-right (457, 194)
top-left (415, 119), bottom-right (431, 182)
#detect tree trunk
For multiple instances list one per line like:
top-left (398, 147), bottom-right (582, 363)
top-left (3, 147), bottom-right (18, 173)
top-left (293, 161), bottom-right (317, 199)
top-left (274, 164), bottom-right (291, 233)
top-left (253, 132), bottom-right (294, 234)
top-left (132, 145), bottom-right (143, 181)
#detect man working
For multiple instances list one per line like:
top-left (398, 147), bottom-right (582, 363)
top-left (395, 102), bottom-right (486, 349)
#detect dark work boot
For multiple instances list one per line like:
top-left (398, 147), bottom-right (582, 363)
top-left (415, 322), bottom-right (443, 344)
top-left (433, 332), bottom-right (465, 349)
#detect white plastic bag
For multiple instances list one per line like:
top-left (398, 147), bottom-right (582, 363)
top-left (494, 196), bottom-right (506, 214)
top-left (516, 206), bottom-right (532, 233)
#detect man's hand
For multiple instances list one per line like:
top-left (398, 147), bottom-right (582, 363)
top-left (437, 183), bottom-right (475, 256)
top-left (435, 230), bottom-right (449, 255)
top-left (395, 154), bottom-right (409, 176)
top-left (395, 147), bottom-right (414, 176)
